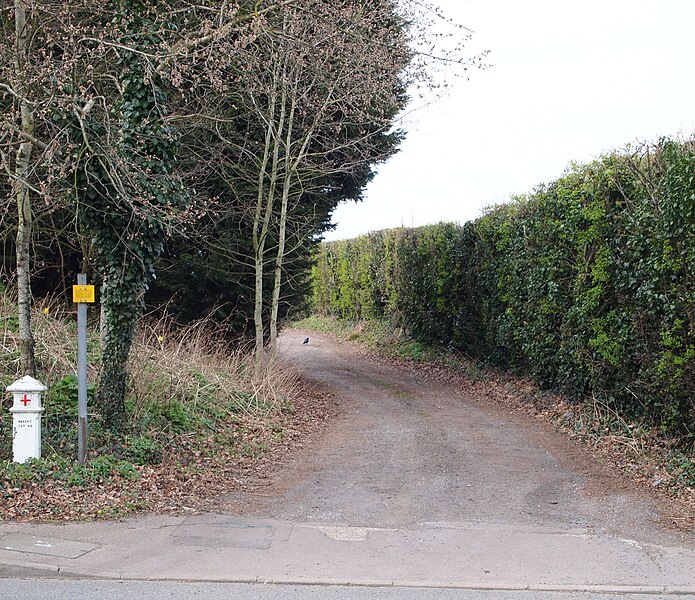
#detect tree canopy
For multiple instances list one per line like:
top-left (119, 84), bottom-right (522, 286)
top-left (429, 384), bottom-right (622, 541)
top-left (1, 0), bottom-right (479, 428)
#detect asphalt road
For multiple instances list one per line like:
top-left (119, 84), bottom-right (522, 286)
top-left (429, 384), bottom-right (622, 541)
top-left (3, 580), bottom-right (694, 600)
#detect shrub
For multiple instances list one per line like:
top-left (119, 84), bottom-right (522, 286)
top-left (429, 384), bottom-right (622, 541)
top-left (311, 137), bottom-right (695, 440)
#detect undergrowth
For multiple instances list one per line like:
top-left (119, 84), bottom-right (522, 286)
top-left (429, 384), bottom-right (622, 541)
top-left (1, 292), bottom-right (301, 518)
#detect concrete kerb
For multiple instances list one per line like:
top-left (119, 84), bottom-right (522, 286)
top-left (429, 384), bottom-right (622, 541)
top-left (1, 554), bottom-right (695, 597)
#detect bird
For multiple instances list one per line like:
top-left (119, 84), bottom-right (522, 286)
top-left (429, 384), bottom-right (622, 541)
top-left (303, 337), bottom-right (310, 345)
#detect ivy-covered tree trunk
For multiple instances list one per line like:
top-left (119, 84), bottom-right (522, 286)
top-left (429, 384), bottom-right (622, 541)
top-left (76, 0), bottom-right (184, 430)
top-left (98, 283), bottom-right (140, 426)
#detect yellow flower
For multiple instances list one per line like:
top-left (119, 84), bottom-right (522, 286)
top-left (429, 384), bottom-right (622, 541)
top-left (157, 335), bottom-right (164, 343)
top-left (42, 307), bottom-right (49, 315)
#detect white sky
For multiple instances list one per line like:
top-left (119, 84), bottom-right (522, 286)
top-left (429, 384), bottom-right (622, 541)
top-left (326, 0), bottom-right (695, 241)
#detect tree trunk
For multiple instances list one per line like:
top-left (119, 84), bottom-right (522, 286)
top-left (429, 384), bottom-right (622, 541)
top-left (268, 174), bottom-right (290, 353)
top-left (251, 99), bottom-right (276, 374)
top-left (15, 147), bottom-right (35, 376)
top-left (14, 0), bottom-right (36, 376)
top-left (269, 75), bottom-right (317, 353)
top-left (97, 289), bottom-right (134, 430)
top-left (100, 280), bottom-right (108, 349)
top-left (268, 96), bottom-right (297, 353)
top-left (252, 57), bottom-right (288, 374)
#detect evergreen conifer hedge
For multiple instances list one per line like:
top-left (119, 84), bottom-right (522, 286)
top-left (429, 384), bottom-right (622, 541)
top-left (311, 138), bottom-right (695, 438)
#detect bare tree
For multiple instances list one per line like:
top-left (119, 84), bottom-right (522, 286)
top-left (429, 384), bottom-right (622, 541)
top-left (153, 0), bottom-right (486, 371)
top-left (197, 0), bottom-right (411, 370)
top-left (10, 1), bottom-right (36, 375)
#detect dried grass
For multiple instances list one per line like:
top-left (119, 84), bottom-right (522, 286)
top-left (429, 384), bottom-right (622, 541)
top-left (1, 292), bottom-right (81, 387)
top-left (132, 312), bottom-right (302, 423)
top-left (1, 292), bottom-right (299, 422)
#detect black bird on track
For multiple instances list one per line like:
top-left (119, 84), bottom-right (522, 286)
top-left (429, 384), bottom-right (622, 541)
top-left (303, 337), bottom-right (310, 345)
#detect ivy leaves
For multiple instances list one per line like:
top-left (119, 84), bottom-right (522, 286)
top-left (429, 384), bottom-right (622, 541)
top-left (67, 1), bottom-right (188, 429)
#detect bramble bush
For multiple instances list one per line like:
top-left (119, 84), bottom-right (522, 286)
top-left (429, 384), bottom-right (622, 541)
top-left (312, 138), bottom-right (695, 442)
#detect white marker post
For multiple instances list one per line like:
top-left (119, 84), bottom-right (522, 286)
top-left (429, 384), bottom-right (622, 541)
top-left (73, 274), bottom-right (95, 464)
top-left (8, 376), bottom-right (47, 463)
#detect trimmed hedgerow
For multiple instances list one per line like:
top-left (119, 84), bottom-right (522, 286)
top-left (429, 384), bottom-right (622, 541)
top-left (312, 138), bottom-right (695, 440)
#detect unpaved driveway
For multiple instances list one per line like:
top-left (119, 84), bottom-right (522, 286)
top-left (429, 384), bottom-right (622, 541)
top-left (208, 328), bottom-right (695, 590)
top-left (0, 329), bottom-right (693, 592)
top-left (225, 329), bottom-right (690, 546)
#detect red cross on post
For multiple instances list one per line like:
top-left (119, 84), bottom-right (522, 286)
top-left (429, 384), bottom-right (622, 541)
top-left (20, 394), bottom-right (31, 406)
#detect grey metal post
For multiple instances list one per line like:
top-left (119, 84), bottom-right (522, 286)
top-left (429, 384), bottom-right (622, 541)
top-left (77, 273), bottom-right (88, 464)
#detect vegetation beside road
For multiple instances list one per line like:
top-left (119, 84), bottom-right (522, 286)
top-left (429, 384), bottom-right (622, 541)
top-left (309, 138), bottom-right (695, 462)
top-left (0, 292), bottom-right (326, 520)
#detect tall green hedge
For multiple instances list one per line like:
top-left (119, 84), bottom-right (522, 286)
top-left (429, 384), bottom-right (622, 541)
top-left (312, 138), bottom-right (695, 437)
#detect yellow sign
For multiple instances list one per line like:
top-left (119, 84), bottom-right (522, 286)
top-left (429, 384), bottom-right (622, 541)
top-left (72, 285), bottom-right (95, 304)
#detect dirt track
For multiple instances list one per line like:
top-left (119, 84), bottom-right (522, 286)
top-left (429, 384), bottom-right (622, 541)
top-left (221, 329), bottom-right (693, 548)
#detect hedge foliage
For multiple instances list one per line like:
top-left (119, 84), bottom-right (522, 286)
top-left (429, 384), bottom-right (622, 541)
top-left (312, 138), bottom-right (695, 439)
